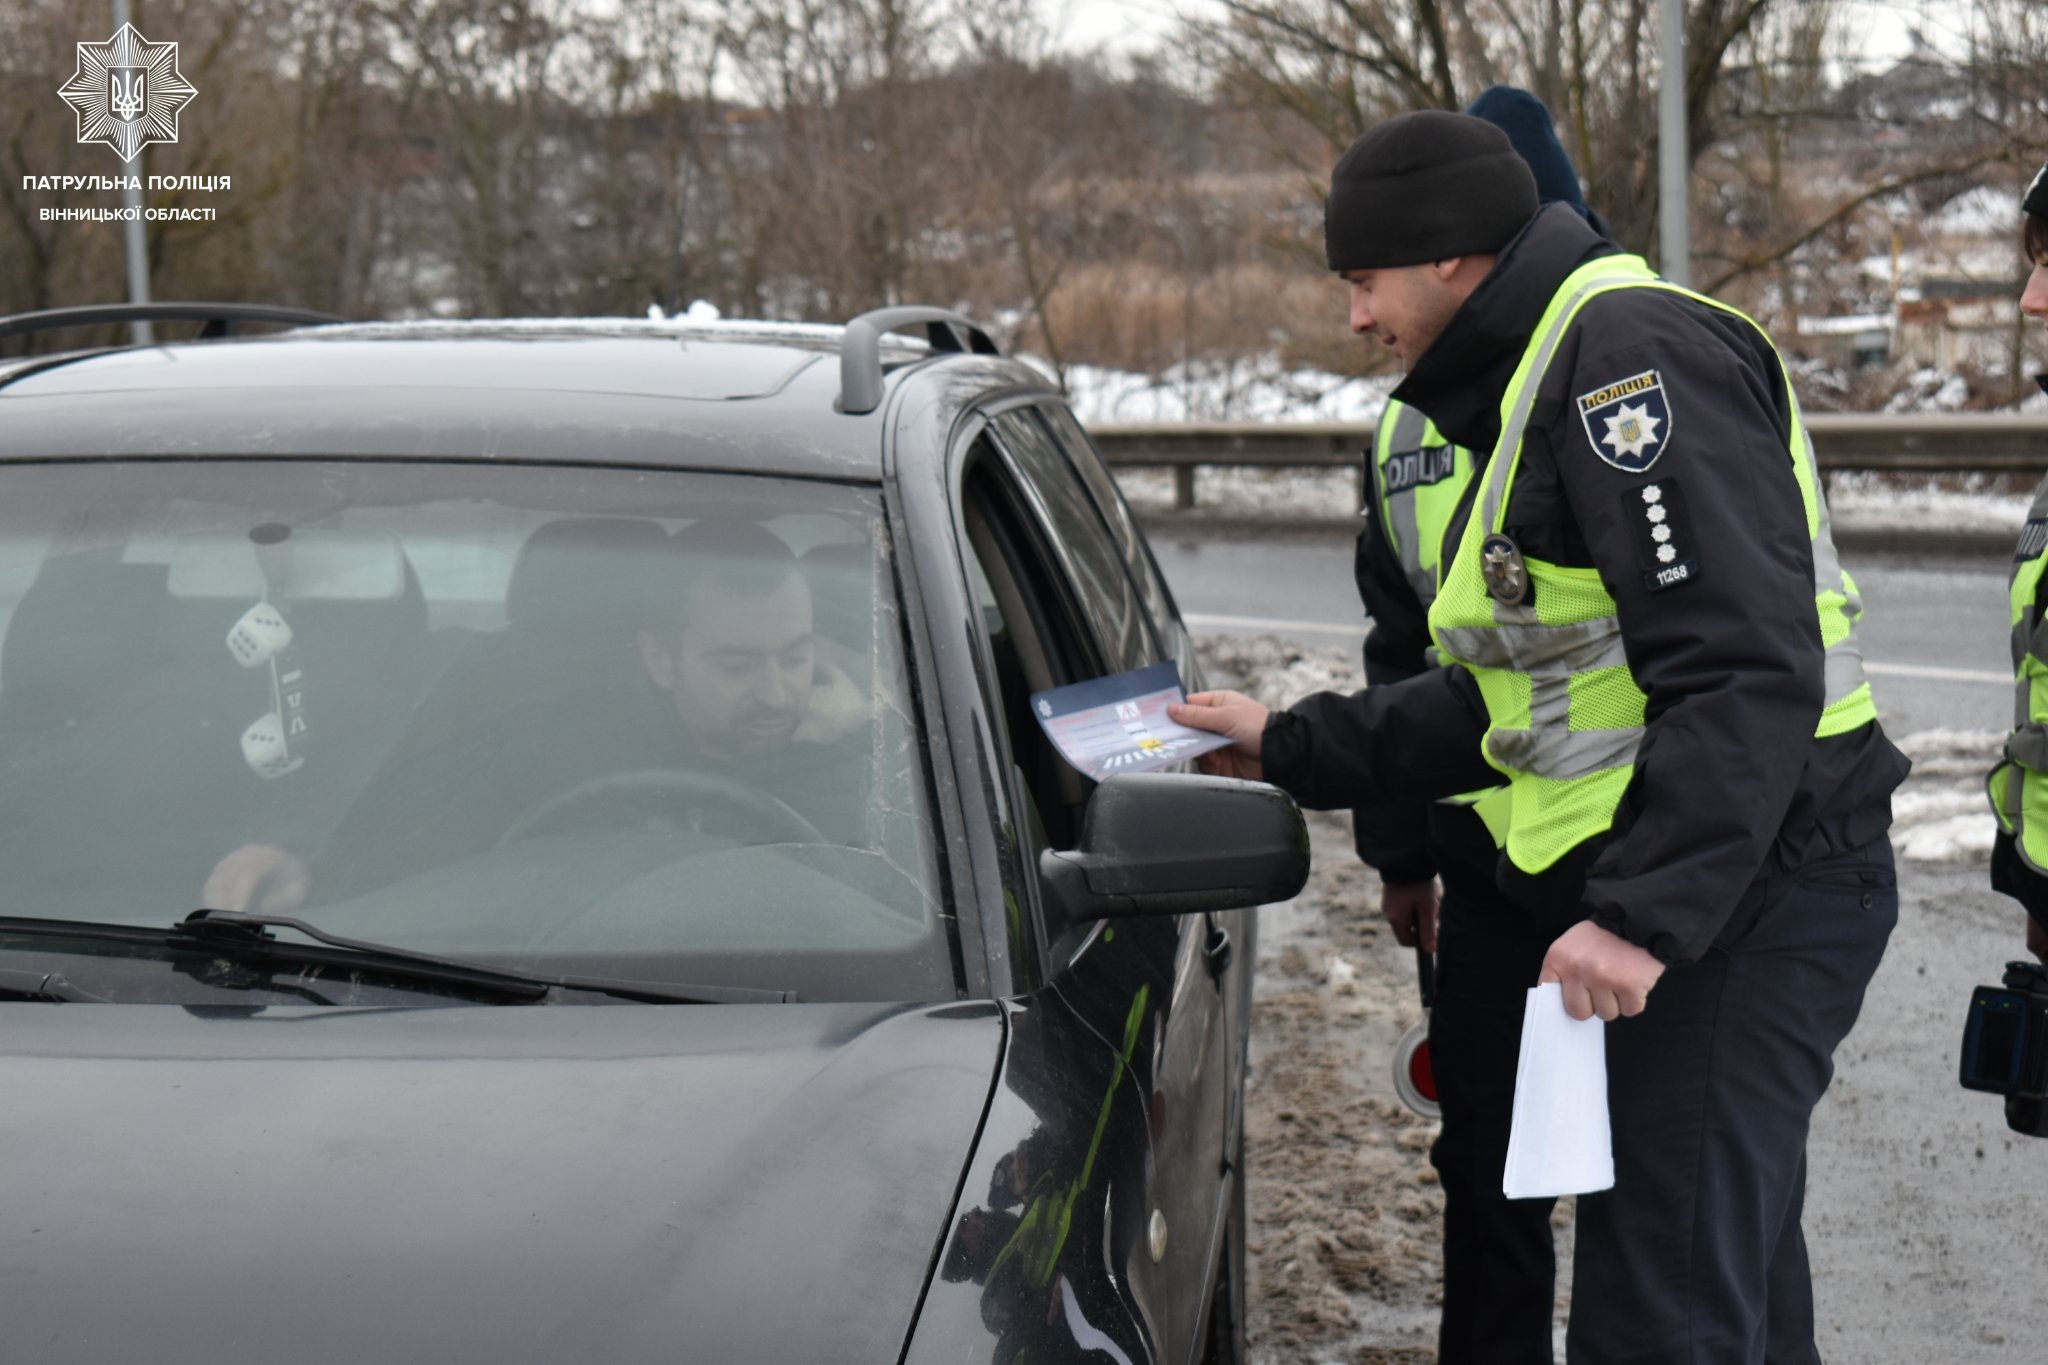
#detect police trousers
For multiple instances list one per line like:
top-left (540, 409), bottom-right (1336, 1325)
top-left (1430, 884), bottom-right (1560, 1365)
top-left (1566, 836), bottom-right (1897, 1365)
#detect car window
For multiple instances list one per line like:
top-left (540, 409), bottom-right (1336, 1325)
top-left (1033, 402), bottom-right (1184, 643)
top-left (958, 447), bottom-right (1100, 854)
top-left (987, 410), bottom-right (1153, 673)
top-left (0, 461), bottom-right (951, 1004)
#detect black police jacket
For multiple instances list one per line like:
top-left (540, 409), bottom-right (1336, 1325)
top-left (1266, 204), bottom-right (1910, 964)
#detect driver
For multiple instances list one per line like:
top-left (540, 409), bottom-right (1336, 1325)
top-left (202, 520), bottom-right (867, 914)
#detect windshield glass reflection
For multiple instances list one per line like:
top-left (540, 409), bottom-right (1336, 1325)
top-left (0, 462), bottom-right (949, 1003)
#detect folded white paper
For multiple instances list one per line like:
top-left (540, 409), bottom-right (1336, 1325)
top-left (1502, 981), bottom-right (1616, 1199)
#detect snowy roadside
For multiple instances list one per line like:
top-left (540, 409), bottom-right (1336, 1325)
top-left (1197, 635), bottom-right (1452, 1363)
top-left (1051, 353), bottom-right (2040, 543)
top-left (1200, 634), bottom-right (2013, 1363)
top-left (1114, 466), bottom-right (2034, 545)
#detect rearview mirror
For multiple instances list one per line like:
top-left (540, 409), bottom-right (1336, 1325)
top-left (1038, 773), bottom-right (1309, 920)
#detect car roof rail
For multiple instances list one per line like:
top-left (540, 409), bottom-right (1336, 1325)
top-left (838, 305), bottom-right (999, 416)
top-left (0, 302), bottom-right (343, 346)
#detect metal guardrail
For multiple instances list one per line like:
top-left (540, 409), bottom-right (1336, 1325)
top-left (1091, 415), bottom-right (2048, 510)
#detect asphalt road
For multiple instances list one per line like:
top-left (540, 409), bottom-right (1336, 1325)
top-left (1148, 526), bottom-right (2048, 1362)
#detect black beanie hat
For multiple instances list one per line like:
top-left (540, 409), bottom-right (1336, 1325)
top-left (2026, 158), bottom-right (2048, 220)
top-left (1324, 111), bottom-right (1540, 272)
top-left (1465, 86), bottom-right (1588, 217)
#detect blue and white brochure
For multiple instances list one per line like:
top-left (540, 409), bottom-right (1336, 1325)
top-left (1029, 661), bottom-right (1233, 781)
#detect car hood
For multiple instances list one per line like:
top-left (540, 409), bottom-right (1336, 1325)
top-left (0, 1000), bottom-right (1002, 1363)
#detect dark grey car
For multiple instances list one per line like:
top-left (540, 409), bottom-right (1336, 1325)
top-left (0, 305), bottom-right (1305, 1364)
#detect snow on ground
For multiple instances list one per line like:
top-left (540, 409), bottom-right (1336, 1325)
top-left (1888, 728), bottom-right (2005, 863)
top-left (1112, 463), bottom-right (2035, 537)
top-left (1825, 471), bottom-right (2031, 536)
top-left (1116, 465), bottom-right (1364, 520)
top-left (1059, 356), bottom-right (2039, 534)
top-left (1196, 635), bottom-right (1468, 1362)
top-left (1054, 356), bottom-right (1397, 424)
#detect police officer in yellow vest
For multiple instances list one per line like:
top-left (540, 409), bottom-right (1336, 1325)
top-left (1173, 111), bottom-right (1909, 1363)
top-left (1350, 87), bottom-right (1611, 1365)
top-left (1989, 157), bottom-right (2048, 966)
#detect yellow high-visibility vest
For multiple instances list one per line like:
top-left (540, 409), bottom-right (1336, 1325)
top-left (1426, 253), bottom-right (1877, 874)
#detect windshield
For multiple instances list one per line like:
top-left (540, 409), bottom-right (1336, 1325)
top-left (0, 461), bottom-right (951, 1003)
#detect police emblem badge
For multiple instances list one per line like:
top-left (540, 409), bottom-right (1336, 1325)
top-left (1576, 369), bottom-right (1671, 473)
top-left (1480, 533), bottom-right (1529, 605)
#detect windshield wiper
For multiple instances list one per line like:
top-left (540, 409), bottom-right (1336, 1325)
top-left (0, 913), bottom-right (793, 1005)
top-left (178, 912), bottom-right (796, 1004)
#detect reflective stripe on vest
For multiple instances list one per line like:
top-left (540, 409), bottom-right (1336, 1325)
top-left (1372, 400), bottom-right (1473, 611)
top-left (1426, 253), bottom-right (1879, 875)
top-left (1991, 475), bottom-right (2048, 874)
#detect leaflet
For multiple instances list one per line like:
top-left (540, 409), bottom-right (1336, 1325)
top-left (1030, 661), bottom-right (1233, 781)
top-left (1502, 981), bottom-right (1617, 1199)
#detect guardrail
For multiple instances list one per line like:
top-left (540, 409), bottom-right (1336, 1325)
top-left (1091, 414), bottom-right (2048, 510)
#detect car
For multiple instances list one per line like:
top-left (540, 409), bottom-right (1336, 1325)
top-left (0, 302), bottom-right (1307, 1364)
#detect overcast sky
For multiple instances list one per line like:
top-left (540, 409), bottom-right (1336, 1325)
top-left (1048, 0), bottom-right (1968, 70)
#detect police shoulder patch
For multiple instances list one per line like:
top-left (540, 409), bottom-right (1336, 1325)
top-left (1577, 368), bottom-right (1672, 473)
top-left (1625, 479), bottom-right (1698, 593)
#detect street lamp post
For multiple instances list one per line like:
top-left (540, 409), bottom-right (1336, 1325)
top-left (115, 0), bottom-right (153, 344)
top-left (1658, 0), bottom-right (1691, 289)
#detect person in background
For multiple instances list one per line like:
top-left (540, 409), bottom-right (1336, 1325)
top-left (1986, 155), bottom-right (2048, 966)
top-left (1351, 87), bottom-right (1608, 1365)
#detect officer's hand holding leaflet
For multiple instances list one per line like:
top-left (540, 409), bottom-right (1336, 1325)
top-left (1169, 690), bottom-right (1270, 781)
top-left (1538, 919), bottom-right (1662, 1021)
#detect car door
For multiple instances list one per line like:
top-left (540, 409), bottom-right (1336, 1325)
top-left (1028, 400), bottom-right (1256, 1242)
top-left (973, 410), bottom-right (1235, 1362)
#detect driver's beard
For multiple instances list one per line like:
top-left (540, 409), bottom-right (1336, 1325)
top-left (696, 705), bottom-right (802, 763)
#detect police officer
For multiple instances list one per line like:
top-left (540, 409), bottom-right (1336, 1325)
top-left (1988, 156), bottom-right (2048, 966)
top-left (1173, 110), bottom-right (1910, 1362)
top-left (1352, 87), bottom-right (1608, 1365)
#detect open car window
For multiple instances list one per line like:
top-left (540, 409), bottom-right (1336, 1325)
top-left (0, 461), bottom-right (951, 1004)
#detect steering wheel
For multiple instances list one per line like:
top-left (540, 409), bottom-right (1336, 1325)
top-left (497, 767), bottom-right (827, 848)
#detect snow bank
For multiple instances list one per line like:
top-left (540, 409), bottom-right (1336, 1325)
top-left (1888, 728), bottom-right (2002, 863)
top-left (1054, 356), bottom-right (1396, 425)
top-left (1824, 472), bottom-right (2030, 535)
top-left (1113, 463), bottom-right (2034, 534)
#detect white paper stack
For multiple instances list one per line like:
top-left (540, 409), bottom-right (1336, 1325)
top-left (1502, 981), bottom-right (1617, 1199)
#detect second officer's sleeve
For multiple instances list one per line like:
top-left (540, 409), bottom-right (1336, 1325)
top-left (1351, 492), bottom-right (1439, 884)
top-left (1540, 312), bottom-right (1826, 963)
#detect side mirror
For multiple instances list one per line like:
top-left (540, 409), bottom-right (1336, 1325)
top-left (1038, 772), bottom-right (1309, 920)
